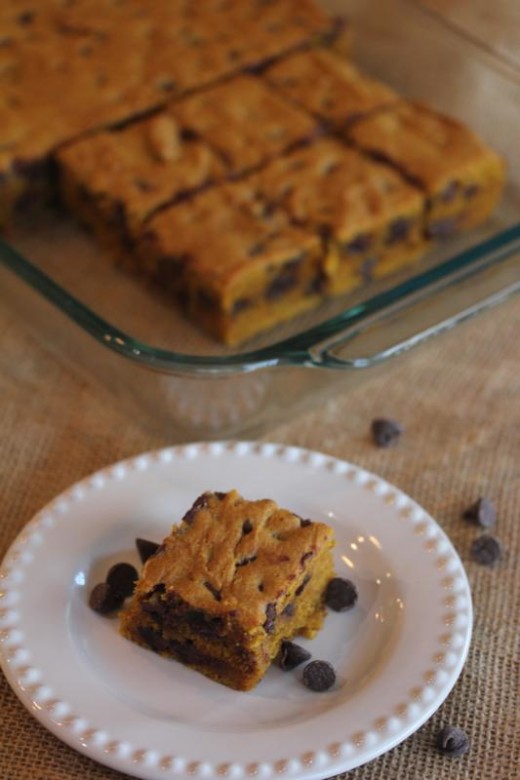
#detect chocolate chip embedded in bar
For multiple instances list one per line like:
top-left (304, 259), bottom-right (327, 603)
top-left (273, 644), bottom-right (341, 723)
top-left (137, 182), bottom-right (324, 345)
top-left (246, 139), bottom-right (427, 299)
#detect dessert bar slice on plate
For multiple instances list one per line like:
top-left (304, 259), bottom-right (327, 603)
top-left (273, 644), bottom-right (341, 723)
top-left (120, 490), bottom-right (336, 691)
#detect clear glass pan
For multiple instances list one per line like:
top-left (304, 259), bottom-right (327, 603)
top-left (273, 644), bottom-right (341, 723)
top-left (1, 0), bottom-right (520, 439)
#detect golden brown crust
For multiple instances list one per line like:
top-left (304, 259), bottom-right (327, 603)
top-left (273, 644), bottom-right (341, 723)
top-left (264, 48), bottom-right (399, 128)
top-left (135, 490), bottom-right (335, 630)
top-left (0, 0), bottom-right (336, 218)
top-left (57, 109), bottom-right (225, 233)
top-left (172, 74), bottom-right (317, 175)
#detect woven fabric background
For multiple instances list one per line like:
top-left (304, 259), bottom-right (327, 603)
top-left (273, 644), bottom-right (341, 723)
top-left (1, 290), bottom-right (519, 780)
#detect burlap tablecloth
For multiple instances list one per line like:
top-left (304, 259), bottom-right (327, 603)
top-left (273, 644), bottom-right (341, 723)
top-left (1, 290), bottom-right (519, 780)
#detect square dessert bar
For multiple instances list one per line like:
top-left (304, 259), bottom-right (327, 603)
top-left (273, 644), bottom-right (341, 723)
top-left (263, 48), bottom-right (399, 130)
top-left (120, 490), bottom-right (336, 691)
top-left (137, 182), bottom-right (323, 345)
top-left (57, 109), bottom-right (225, 256)
top-left (347, 102), bottom-right (506, 239)
top-left (0, 0), bottom-right (337, 227)
top-left (172, 74), bottom-right (318, 176)
top-left (247, 139), bottom-right (426, 295)
top-left (56, 74), bottom-right (317, 262)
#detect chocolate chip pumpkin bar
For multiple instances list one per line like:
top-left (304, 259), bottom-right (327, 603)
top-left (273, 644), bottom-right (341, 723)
top-left (0, 0), bottom-right (337, 226)
top-left (119, 490), bottom-right (336, 691)
top-left (247, 139), bottom-right (426, 295)
top-left (348, 102), bottom-right (506, 239)
top-left (137, 183), bottom-right (323, 345)
top-left (56, 110), bottom-right (225, 256)
top-left (264, 48), bottom-right (399, 130)
top-left (172, 74), bottom-right (318, 176)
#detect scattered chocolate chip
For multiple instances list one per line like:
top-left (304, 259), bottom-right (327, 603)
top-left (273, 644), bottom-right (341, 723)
top-left (136, 537), bottom-right (160, 563)
top-left (324, 577), bottom-right (358, 611)
top-left (437, 726), bottom-right (470, 758)
top-left (371, 417), bottom-right (403, 448)
top-left (18, 11), bottom-right (35, 25)
top-left (463, 497), bottom-right (496, 528)
top-left (277, 641), bottom-right (311, 670)
top-left (231, 297), bottom-right (251, 315)
top-left (302, 660), bottom-right (336, 691)
top-left (106, 562), bottom-right (138, 598)
top-left (300, 517), bottom-right (312, 527)
top-left (242, 519), bottom-right (253, 535)
top-left (360, 256), bottom-right (378, 283)
top-left (88, 582), bottom-right (123, 614)
top-left (470, 534), bottom-right (502, 566)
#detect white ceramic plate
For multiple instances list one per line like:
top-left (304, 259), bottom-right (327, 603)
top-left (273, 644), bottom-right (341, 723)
top-left (0, 441), bottom-right (472, 780)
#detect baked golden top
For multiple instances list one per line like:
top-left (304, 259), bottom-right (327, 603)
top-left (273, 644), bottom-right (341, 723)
top-left (142, 183), bottom-right (319, 306)
top-left (0, 0), bottom-right (334, 172)
top-left (134, 490), bottom-right (335, 631)
top-left (348, 101), bottom-right (506, 192)
top-left (264, 48), bottom-right (399, 127)
top-left (248, 139), bottom-right (424, 238)
top-left (57, 110), bottom-right (224, 227)
top-left (172, 74), bottom-right (317, 174)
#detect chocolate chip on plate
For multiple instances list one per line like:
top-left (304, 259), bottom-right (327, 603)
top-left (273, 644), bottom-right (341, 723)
top-left (277, 641), bottom-right (311, 671)
top-left (302, 660), bottom-right (336, 692)
top-left (470, 534), bottom-right (503, 566)
top-left (324, 577), bottom-right (358, 611)
top-left (437, 725), bottom-right (470, 758)
top-left (136, 537), bottom-right (160, 564)
top-left (371, 417), bottom-right (403, 448)
top-left (106, 562), bottom-right (139, 598)
top-left (88, 582), bottom-right (124, 614)
top-left (463, 497), bottom-right (496, 528)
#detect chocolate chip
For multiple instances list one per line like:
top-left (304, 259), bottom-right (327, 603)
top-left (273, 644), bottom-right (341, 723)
top-left (106, 562), bottom-right (138, 598)
top-left (295, 574), bottom-right (311, 596)
top-left (426, 217), bottom-right (458, 239)
top-left (470, 534), bottom-right (503, 566)
top-left (204, 581), bottom-right (222, 601)
top-left (439, 180), bottom-right (459, 203)
top-left (300, 518), bottom-right (312, 527)
top-left (437, 726), bottom-right (470, 758)
top-left (343, 232), bottom-right (372, 255)
top-left (302, 660), bottom-right (336, 691)
top-left (281, 602), bottom-right (295, 617)
top-left (386, 217), bottom-right (411, 245)
top-left (242, 519), bottom-right (253, 535)
top-left (18, 11), bottom-right (34, 25)
top-left (183, 492), bottom-right (210, 524)
top-left (277, 641), bottom-right (311, 670)
top-left (88, 582), bottom-right (123, 614)
top-left (463, 497), bottom-right (496, 529)
top-left (263, 603), bottom-right (277, 633)
top-left (324, 577), bottom-right (358, 611)
top-left (464, 183), bottom-right (479, 200)
top-left (371, 417), bottom-right (403, 448)
top-left (136, 537), bottom-right (160, 563)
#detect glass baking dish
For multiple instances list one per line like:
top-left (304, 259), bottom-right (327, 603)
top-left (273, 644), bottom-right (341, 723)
top-left (1, 0), bottom-right (520, 441)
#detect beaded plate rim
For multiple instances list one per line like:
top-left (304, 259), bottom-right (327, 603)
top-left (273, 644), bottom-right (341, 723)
top-left (0, 440), bottom-right (472, 780)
